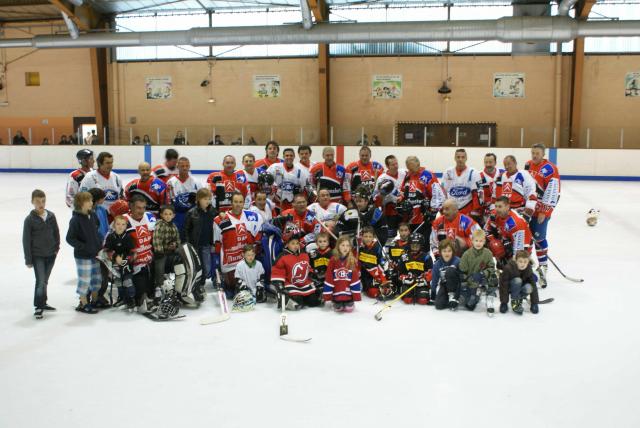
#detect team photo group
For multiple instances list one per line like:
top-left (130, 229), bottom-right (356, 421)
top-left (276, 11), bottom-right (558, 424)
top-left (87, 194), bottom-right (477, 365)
top-left (22, 140), bottom-right (560, 323)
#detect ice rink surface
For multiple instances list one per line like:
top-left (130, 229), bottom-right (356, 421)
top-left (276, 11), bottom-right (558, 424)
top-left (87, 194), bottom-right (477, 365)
top-left (1, 173), bottom-right (639, 428)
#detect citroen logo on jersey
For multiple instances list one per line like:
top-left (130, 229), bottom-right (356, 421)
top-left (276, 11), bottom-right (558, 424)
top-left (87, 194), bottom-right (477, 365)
top-left (225, 181), bottom-right (236, 193)
top-left (408, 182), bottom-right (418, 192)
top-left (361, 170), bottom-right (372, 180)
top-left (502, 182), bottom-right (512, 195)
top-left (291, 261), bottom-right (310, 284)
top-left (236, 223), bottom-right (247, 235)
top-left (136, 226), bottom-right (150, 238)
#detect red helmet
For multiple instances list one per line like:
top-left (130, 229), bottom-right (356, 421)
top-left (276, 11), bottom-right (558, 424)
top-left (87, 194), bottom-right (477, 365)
top-left (109, 199), bottom-right (130, 218)
top-left (487, 236), bottom-right (505, 259)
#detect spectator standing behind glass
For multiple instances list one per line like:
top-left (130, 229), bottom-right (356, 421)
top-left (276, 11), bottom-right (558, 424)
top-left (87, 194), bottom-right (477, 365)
top-left (69, 134), bottom-right (79, 145)
top-left (58, 135), bottom-right (71, 145)
top-left (371, 135), bottom-right (381, 146)
top-left (208, 135), bottom-right (224, 145)
top-left (42, 138), bottom-right (50, 145)
top-left (143, 134), bottom-right (152, 145)
top-left (13, 130), bottom-right (28, 145)
top-left (90, 130), bottom-right (99, 145)
top-left (131, 136), bottom-right (141, 145)
top-left (173, 130), bottom-right (187, 145)
top-left (84, 131), bottom-right (91, 145)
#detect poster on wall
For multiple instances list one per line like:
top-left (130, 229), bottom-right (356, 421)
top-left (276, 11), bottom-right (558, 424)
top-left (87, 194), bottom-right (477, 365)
top-left (253, 75), bottom-right (281, 98)
top-left (145, 76), bottom-right (172, 100)
top-left (493, 72), bottom-right (525, 98)
top-left (372, 75), bottom-right (402, 99)
top-left (625, 72), bottom-right (640, 97)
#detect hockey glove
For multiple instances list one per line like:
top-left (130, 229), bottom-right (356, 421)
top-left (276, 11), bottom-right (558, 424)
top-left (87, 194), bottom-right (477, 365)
top-left (256, 285), bottom-right (267, 303)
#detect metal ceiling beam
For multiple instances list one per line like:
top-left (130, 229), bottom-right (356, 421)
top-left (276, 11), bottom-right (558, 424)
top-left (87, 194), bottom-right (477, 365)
top-left (48, 0), bottom-right (89, 30)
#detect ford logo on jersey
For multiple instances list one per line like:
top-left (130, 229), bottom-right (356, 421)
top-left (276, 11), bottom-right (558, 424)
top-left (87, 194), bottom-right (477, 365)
top-left (449, 186), bottom-right (470, 197)
top-left (282, 182), bottom-right (295, 192)
top-left (104, 189), bottom-right (119, 201)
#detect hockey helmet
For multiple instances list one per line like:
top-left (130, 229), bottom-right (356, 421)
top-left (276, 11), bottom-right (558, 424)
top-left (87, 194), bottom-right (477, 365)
top-left (487, 236), bottom-right (506, 259)
top-left (352, 185), bottom-right (371, 201)
top-left (232, 290), bottom-right (256, 312)
top-left (586, 208), bottom-right (599, 227)
top-left (258, 170), bottom-right (274, 186)
top-left (76, 148), bottom-right (93, 162)
top-left (409, 233), bottom-right (424, 250)
top-left (109, 199), bottom-right (130, 218)
top-left (377, 179), bottom-right (394, 197)
top-left (157, 291), bottom-right (180, 319)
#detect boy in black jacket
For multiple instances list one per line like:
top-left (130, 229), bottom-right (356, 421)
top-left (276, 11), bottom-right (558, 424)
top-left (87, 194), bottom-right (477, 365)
top-left (66, 191), bottom-right (103, 314)
top-left (22, 189), bottom-right (60, 319)
top-left (184, 188), bottom-right (217, 289)
top-left (104, 215), bottom-right (136, 310)
top-left (499, 250), bottom-right (540, 315)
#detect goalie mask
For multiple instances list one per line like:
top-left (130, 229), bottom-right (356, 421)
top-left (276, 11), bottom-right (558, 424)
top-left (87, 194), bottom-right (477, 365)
top-left (157, 291), bottom-right (180, 319)
top-left (258, 170), bottom-right (275, 186)
top-left (409, 233), bottom-right (424, 252)
top-left (232, 290), bottom-right (256, 312)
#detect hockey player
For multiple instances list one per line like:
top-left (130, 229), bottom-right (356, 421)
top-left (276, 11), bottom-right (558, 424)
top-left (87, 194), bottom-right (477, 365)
top-left (79, 151), bottom-right (124, 211)
top-left (484, 196), bottom-right (534, 267)
top-left (254, 141), bottom-right (283, 169)
top-left (336, 186), bottom-right (387, 245)
top-left (432, 239), bottom-right (462, 310)
top-left (492, 155), bottom-right (537, 217)
top-left (430, 199), bottom-right (481, 258)
top-left (271, 233), bottom-right (320, 309)
top-left (152, 148), bottom-right (179, 183)
top-left (397, 155), bottom-right (445, 241)
top-left (234, 244), bottom-right (266, 303)
top-left (167, 157), bottom-right (202, 237)
top-left (296, 145), bottom-right (315, 174)
top-left (214, 192), bottom-right (264, 298)
top-left (373, 154), bottom-right (407, 240)
top-left (499, 250), bottom-right (540, 315)
top-left (479, 153), bottom-right (503, 221)
top-left (123, 195), bottom-right (156, 311)
top-left (279, 194), bottom-right (321, 243)
top-left (387, 222), bottom-right (411, 269)
top-left (238, 153), bottom-right (260, 200)
top-left (124, 162), bottom-right (168, 215)
top-left (458, 229), bottom-right (498, 312)
top-left (525, 143), bottom-right (561, 288)
top-left (358, 227), bottom-right (389, 299)
top-left (441, 149), bottom-right (483, 221)
top-left (248, 190), bottom-right (277, 223)
top-left (103, 215), bottom-right (136, 310)
top-left (207, 155), bottom-right (251, 213)
top-left (308, 232), bottom-right (333, 289)
top-left (309, 146), bottom-right (350, 204)
top-left (346, 145), bottom-right (384, 194)
top-left (397, 233), bottom-right (433, 305)
top-left (323, 236), bottom-right (361, 312)
top-left (66, 148), bottom-right (94, 208)
top-left (307, 188), bottom-right (347, 232)
top-left (267, 148), bottom-right (310, 211)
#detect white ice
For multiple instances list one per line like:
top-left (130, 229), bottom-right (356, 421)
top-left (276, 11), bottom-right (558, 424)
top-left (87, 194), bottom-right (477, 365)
top-left (1, 173), bottom-right (639, 428)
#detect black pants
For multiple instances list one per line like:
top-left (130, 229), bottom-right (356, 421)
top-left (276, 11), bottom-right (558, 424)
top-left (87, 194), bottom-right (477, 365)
top-left (32, 255), bottom-right (56, 308)
top-left (291, 293), bottom-right (321, 308)
top-left (133, 266), bottom-right (152, 305)
top-left (435, 267), bottom-right (461, 310)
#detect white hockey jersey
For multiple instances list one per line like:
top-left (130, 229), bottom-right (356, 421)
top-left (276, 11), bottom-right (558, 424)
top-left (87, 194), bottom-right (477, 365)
top-left (214, 210), bottom-right (264, 273)
top-left (479, 168), bottom-right (504, 208)
top-left (373, 169), bottom-right (407, 213)
top-left (266, 163), bottom-right (310, 204)
top-left (66, 167), bottom-right (93, 208)
top-left (234, 259), bottom-right (265, 294)
top-left (79, 170), bottom-right (124, 210)
top-left (297, 160), bottom-right (316, 175)
top-left (442, 166), bottom-right (483, 212)
top-left (248, 199), bottom-right (277, 223)
top-left (493, 169), bottom-right (538, 213)
top-left (166, 175), bottom-right (202, 212)
top-left (307, 201), bottom-right (347, 222)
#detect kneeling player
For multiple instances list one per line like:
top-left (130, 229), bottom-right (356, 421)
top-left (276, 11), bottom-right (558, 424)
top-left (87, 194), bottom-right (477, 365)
top-left (323, 236), bottom-right (361, 312)
top-left (398, 233), bottom-right (433, 305)
top-left (432, 239), bottom-right (462, 310)
top-left (271, 234), bottom-right (320, 310)
top-left (234, 244), bottom-right (266, 304)
top-left (499, 250), bottom-right (540, 315)
top-left (308, 232), bottom-right (333, 290)
top-left (459, 230), bottom-right (499, 312)
top-left (358, 227), bottom-right (390, 299)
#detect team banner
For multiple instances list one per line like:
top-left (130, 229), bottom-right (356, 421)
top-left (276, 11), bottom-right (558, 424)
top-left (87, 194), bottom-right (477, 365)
top-left (145, 76), bottom-right (172, 100)
top-left (253, 75), bottom-right (281, 98)
top-left (493, 72), bottom-right (525, 98)
top-left (372, 75), bottom-right (402, 99)
top-left (625, 72), bottom-right (640, 97)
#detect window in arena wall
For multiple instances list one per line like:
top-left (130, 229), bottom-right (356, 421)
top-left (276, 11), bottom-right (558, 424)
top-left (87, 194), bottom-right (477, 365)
top-left (25, 72), bottom-right (40, 86)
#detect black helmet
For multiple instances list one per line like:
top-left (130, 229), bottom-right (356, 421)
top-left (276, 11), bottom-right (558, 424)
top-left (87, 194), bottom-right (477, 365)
top-left (409, 233), bottom-right (424, 248)
top-left (258, 170), bottom-right (274, 186)
top-left (353, 184), bottom-right (371, 201)
top-left (76, 148), bottom-right (93, 162)
top-left (377, 179), bottom-right (394, 196)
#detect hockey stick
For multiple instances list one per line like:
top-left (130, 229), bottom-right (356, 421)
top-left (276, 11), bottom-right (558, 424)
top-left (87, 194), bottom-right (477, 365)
top-left (314, 216), bottom-right (339, 241)
top-left (374, 282), bottom-right (418, 321)
top-left (548, 256), bottom-right (584, 283)
top-left (279, 293), bottom-right (311, 343)
top-left (200, 269), bottom-right (231, 325)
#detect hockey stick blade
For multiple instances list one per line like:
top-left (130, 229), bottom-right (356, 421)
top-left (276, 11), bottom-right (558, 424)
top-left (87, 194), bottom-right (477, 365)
top-left (280, 335), bottom-right (312, 343)
top-left (143, 313), bottom-right (186, 322)
top-left (548, 257), bottom-right (584, 283)
top-left (200, 313), bottom-right (231, 325)
top-left (538, 297), bottom-right (554, 304)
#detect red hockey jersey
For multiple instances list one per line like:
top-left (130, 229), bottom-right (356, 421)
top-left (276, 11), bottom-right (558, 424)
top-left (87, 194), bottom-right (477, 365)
top-left (398, 168), bottom-right (446, 225)
top-left (525, 159), bottom-right (561, 218)
top-left (429, 213), bottom-right (480, 255)
top-left (271, 250), bottom-right (315, 297)
top-left (254, 157), bottom-right (283, 170)
top-left (207, 170), bottom-right (250, 212)
top-left (124, 212), bottom-right (156, 271)
top-left (309, 162), bottom-right (350, 203)
top-left (485, 209), bottom-right (533, 254)
top-left (124, 177), bottom-right (167, 214)
top-left (345, 160), bottom-right (384, 192)
top-left (152, 163), bottom-right (178, 184)
top-left (280, 208), bottom-right (322, 237)
top-left (213, 210), bottom-right (263, 273)
top-left (323, 257), bottom-right (361, 302)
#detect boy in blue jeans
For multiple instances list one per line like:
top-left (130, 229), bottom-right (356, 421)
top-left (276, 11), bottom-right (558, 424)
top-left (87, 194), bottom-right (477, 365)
top-left (22, 189), bottom-right (60, 319)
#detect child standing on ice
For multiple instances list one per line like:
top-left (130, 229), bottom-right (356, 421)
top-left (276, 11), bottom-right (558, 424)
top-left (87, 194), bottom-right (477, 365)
top-left (458, 229), bottom-right (498, 311)
top-left (499, 250), bottom-right (539, 315)
top-left (323, 236), bottom-right (361, 312)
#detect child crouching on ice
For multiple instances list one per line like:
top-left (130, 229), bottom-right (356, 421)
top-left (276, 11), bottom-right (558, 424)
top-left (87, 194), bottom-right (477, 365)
top-left (323, 236), bottom-right (361, 312)
top-left (234, 244), bottom-right (266, 304)
top-left (459, 229), bottom-right (498, 311)
top-left (308, 232), bottom-right (333, 289)
top-left (499, 250), bottom-right (539, 315)
top-left (272, 234), bottom-right (320, 310)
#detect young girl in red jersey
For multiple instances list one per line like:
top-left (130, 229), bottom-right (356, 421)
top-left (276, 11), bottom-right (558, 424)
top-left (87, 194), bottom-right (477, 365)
top-left (323, 236), bottom-right (361, 312)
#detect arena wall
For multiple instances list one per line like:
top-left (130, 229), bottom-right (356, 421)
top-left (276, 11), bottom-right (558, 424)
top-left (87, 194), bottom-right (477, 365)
top-left (1, 145), bottom-right (639, 180)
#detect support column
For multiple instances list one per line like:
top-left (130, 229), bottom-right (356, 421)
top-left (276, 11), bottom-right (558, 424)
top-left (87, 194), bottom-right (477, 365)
top-left (309, 0), bottom-right (329, 145)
